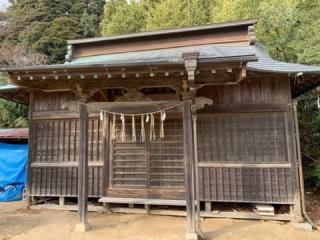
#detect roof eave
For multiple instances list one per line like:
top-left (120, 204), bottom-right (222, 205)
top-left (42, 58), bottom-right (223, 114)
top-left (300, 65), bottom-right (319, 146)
top-left (1, 55), bottom-right (258, 74)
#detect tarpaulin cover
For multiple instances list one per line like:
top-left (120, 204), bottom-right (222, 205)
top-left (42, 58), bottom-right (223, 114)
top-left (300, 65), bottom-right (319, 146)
top-left (0, 142), bottom-right (28, 202)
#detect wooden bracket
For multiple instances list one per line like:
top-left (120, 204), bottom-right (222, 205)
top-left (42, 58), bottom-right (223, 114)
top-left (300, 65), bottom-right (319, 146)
top-left (182, 52), bottom-right (199, 106)
top-left (235, 64), bottom-right (247, 84)
top-left (74, 83), bottom-right (98, 102)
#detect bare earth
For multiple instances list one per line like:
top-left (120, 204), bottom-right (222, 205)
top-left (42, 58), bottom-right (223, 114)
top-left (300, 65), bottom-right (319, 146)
top-left (0, 202), bottom-right (320, 240)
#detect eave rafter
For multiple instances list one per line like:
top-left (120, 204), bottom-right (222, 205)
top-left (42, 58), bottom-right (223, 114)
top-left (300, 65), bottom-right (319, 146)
top-left (7, 57), bottom-right (250, 94)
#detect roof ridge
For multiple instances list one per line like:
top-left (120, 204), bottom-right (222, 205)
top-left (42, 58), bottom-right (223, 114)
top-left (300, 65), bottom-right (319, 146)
top-left (67, 18), bottom-right (258, 45)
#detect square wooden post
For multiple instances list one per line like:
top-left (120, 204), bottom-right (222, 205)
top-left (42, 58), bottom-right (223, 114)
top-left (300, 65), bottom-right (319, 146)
top-left (182, 51), bottom-right (201, 240)
top-left (291, 101), bottom-right (304, 222)
top-left (75, 102), bottom-right (90, 232)
top-left (183, 100), bottom-right (197, 240)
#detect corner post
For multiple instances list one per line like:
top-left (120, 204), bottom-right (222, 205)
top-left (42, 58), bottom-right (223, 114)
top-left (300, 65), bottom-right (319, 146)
top-left (26, 89), bottom-right (35, 207)
top-left (182, 52), bottom-right (201, 240)
top-left (292, 100), bottom-right (304, 222)
top-left (75, 102), bottom-right (90, 232)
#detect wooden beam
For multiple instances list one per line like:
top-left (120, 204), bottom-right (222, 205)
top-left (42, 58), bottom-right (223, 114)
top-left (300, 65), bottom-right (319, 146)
top-left (10, 76), bottom-right (182, 91)
top-left (198, 163), bottom-right (291, 168)
top-left (75, 103), bottom-right (90, 232)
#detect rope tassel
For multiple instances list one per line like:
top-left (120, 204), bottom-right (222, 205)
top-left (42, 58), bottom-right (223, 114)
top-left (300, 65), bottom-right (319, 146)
top-left (132, 115), bottom-right (136, 142)
top-left (141, 115), bottom-right (145, 142)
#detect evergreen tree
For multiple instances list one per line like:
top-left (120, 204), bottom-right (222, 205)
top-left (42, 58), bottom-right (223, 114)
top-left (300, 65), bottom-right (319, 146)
top-left (2, 0), bottom-right (105, 63)
top-left (80, 10), bottom-right (97, 38)
top-left (33, 15), bottom-right (81, 62)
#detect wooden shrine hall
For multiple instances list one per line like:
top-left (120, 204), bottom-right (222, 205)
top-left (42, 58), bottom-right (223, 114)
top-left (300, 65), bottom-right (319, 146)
top-left (1, 19), bottom-right (320, 239)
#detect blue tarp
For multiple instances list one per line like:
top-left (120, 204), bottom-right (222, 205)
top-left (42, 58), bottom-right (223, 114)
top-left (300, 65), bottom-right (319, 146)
top-left (0, 142), bottom-right (28, 202)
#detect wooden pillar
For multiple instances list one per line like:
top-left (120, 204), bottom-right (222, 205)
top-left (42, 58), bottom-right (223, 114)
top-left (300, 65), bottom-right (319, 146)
top-left (183, 100), bottom-right (197, 239)
top-left (182, 51), bottom-right (200, 240)
top-left (292, 101), bottom-right (304, 222)
top-left (75, 102), bottom-right (90, 232)
top-left (192, 113), bottom-right (203, 235)
top-left (26, 90), bottom-right (35, 207)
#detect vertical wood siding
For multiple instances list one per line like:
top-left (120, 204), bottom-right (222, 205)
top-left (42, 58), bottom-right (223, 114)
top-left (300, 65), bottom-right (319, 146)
top-left (29, 118), bottom-right (105, 197)
top-left (198, 167), bottom-right (293, 204)
top-left (33, 91), bottom-right (76, 112)
top-left (197, 113), bottom-right (288, 164)
top-left (196, 77), bottom-right (296, 204)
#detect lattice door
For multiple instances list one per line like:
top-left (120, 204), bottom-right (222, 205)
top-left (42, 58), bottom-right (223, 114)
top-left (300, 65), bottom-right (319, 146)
top-left (110, 116), bottom-right (185, 191)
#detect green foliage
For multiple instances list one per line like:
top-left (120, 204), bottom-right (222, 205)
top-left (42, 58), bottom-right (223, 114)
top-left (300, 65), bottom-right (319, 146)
top-left (144, 0), bottom-right (189, 30)
top-left (80, 10), bottom-right (97, 38)
top-left (2, 0), bottom-right (105, 63)
top-left (0, 99), bottom-right (28, 128)
top-left (100, 0), bottom-right (214, 35)
top-left (298, 92), bottom-right (320, 190)
top-left (210, 0), bottom-right (259, 22)
top-left (32, 16), bottom-right (81, 63)
top-left (101, 0), bottom-right (145, 35)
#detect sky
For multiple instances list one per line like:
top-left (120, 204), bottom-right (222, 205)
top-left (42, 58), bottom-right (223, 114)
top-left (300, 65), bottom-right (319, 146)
top-left (0, 0), bottom-right (9, 12)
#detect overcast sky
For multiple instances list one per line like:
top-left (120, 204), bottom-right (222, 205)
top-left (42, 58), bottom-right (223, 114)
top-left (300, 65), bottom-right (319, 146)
top-left (0, 0), bottom-right (9, 12)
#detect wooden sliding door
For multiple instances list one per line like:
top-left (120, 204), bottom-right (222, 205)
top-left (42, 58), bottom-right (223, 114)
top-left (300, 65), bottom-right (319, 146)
top-left (107, 116), bottom-right (186, 199)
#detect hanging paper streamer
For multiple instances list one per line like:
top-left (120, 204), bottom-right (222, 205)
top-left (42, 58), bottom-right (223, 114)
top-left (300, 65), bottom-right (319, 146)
top-left (141, 115), bottom-right (145, 141)
top-left (111, 114), bottom-right (116, 140)
top-left (100, 110), bottom-right (104, 121)
top-left (132, 115), bottom-right (136, 142)
top-left (102, 112), bottom-right (108, 138)
top-left (120, 114), bottom-right (126, 142)
top-left (78, 101), bottom-right (183, 143)
top-left (160, 111), bottom-right (166, 139)
top-left (150, 113), bottom-right (156, 141)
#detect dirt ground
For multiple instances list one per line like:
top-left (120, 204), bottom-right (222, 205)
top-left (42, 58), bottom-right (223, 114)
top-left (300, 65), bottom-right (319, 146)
top-left (1, 201), bottom-right (320, 240)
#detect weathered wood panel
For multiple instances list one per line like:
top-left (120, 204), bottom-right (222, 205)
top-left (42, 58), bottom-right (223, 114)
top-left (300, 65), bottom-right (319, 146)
top-left (197, 77), bottom-right (291, 105)
top-left (197, 112), bottom-right (288, 164)
top-left (29, 117), bottom-right (104, 197)
top-left (33, 91), bottom-right (76, 112)
top-left (72, 28), bottom-right (250, 59)
top-left (198, 167), bottom-right (294, 204)
top-left (195, 76), bottom-right (296, 204)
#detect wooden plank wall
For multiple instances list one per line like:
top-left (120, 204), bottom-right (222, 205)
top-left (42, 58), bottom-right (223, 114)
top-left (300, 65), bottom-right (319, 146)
top-left (29, 91), bottom-right (105, 197)
top-left (196, 77), bottom-right (296, 204)
top-left (28, 76), bottom-right (298, 205)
